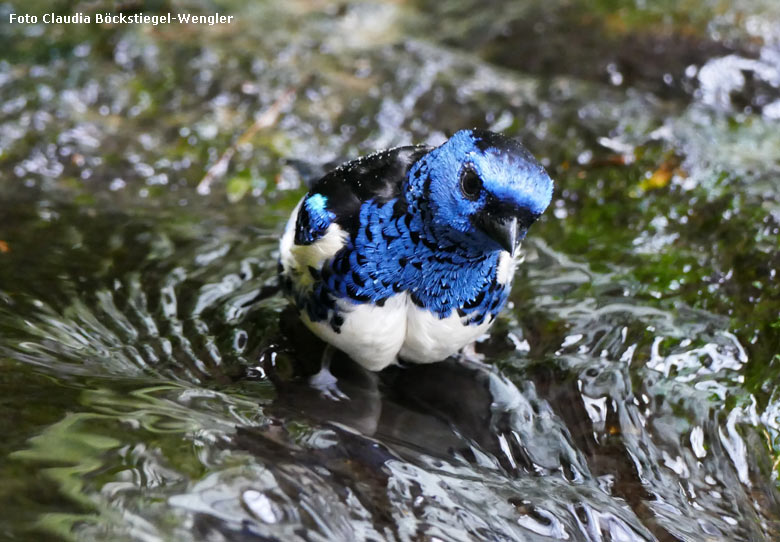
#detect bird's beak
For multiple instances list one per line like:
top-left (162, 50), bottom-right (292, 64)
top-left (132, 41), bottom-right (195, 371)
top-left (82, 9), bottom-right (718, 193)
top-left (474, 199), bottom-right (539, 256)
top-left (481, 215), bottom-right (526, 257)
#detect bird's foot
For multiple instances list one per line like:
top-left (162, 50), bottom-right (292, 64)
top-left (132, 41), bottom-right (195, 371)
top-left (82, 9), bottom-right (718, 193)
top-left (459, 342), bottom-right (487, 365)
top-left (309, 366), bottom-right (349, 401)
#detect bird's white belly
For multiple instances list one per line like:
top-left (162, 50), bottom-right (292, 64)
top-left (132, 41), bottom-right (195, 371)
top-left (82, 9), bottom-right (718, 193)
top-left (400, 304), bottom-right (494, 364)
top-left (302, 293), bottom-right (495, 371)
top-left (302, 295), bottom-right (408, 371)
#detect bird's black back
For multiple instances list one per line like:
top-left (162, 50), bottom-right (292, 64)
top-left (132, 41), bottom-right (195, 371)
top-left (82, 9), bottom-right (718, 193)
top-left (308, 145), bottom-right (433, 235)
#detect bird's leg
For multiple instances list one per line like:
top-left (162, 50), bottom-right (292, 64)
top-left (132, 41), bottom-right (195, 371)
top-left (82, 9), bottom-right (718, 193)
top-left (309, 345), bottom-right (349, 401)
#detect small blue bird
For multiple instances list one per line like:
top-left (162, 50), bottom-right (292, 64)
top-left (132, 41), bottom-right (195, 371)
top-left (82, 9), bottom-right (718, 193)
top-left (279, 129), bottom-right (553, 397)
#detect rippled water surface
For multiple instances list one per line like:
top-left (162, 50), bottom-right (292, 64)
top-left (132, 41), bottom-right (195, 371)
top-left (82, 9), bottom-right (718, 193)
top-left (1, 0), bottom-right (779, 540)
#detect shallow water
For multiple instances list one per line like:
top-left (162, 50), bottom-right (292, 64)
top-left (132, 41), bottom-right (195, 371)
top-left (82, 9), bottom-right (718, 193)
top-left (1, 0), bottom-right (779, 540)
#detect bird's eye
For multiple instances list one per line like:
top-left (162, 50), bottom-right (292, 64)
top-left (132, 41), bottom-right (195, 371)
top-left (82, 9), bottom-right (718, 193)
top-left (460, 166), bottom-right (482, 200)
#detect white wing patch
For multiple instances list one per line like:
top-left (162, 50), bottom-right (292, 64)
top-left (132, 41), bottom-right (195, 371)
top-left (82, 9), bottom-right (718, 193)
top-left (280, 197), bottom-right (347, 288)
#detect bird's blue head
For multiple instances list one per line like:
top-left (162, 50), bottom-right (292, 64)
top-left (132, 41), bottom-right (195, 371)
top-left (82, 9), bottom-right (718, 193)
top-left (406, 129), bottom-right (553, 256)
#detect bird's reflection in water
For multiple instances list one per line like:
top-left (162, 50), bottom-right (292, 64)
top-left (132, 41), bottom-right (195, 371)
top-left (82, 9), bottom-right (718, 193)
top-left (245, 312), bottom-right (588, 483)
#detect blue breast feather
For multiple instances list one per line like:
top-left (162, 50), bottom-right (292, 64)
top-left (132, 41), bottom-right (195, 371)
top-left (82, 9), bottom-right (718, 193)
top-left (292, 195), bottom-right (508, 333)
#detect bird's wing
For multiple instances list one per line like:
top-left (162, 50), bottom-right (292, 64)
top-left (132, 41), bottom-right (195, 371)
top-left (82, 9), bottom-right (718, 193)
top-left (294, 145), bottom-right (432, 245)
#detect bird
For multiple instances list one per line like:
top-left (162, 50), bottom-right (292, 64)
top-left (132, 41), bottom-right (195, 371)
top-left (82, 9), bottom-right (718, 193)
top-left (279, 129), bottom-right (553, 398)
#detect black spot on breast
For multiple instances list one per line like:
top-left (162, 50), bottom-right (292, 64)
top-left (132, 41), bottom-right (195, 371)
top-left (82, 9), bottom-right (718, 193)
top-left (336, 257), bottom-right (351, 274)
top-left (351, 271), bottom-right (365, 288)
top-left (347, 284), bottom-right (371, 302)
top-left (376, 297), bottom-right (387, 307)
top-left (457, 308), bottom-right (467, 317)
top-left (421, 237), bottom-right (438, 251)
top-left (462, 290), bottom-right (486, 309)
